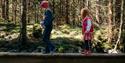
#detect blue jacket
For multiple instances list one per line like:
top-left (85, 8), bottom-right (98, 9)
top-left (43, 8), bottom-right (53, 26)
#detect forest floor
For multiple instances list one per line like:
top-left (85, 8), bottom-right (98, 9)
top-left (0, 23), bottom-right (124, 53)
top-left (0, 23), bottom-right (83, 53)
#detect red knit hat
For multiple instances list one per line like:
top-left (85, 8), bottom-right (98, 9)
top-left (40, 1), bottom-right (49, 8)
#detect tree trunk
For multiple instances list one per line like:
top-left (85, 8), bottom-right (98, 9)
top-left (72, 0), bottom-right (76, 26)
top-left (19, 0), bottom-right (22, 23)
top-left (124, 1), bottom-right (125, 52)
top-left (115, 0), bottom-right (121, 27)
top-left (5, 0), bottom-right (9, 22)
top-left (65, 0), bottom-right (69, 24)
top-left (12, 0), bottom-right (17, 24)
top-left (2, 0), bottom-right (5, 21)
top-left (34, 3), bottom-right (37, 23)
top-left (19, 0), bottom-right (27, 46)
top-left (11, 1), bottom-right (14, 22)
top-left (52, 0), bottom-right (55, 14)
top-left (0, 0), bottom-right (2, 18)
top-left (14, 1), bottom-right (17, 24)
top-left (86, 0), bottom-right (89, 8)
top-left (27, 0), bottom-right (30, 24)
top-left (83, 0), bottom-right (85, 7)
top-left (96, 0), bottom-right (99, 23)
top-left (107, 0), bottom-right (113, 43)
top-left (113, 0), bottom-right (116, 26)
top-left (114, 0), bottom-right (124, 50)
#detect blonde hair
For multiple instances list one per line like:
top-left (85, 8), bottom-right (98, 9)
top-left (81, 8), bottom-right (90, 19)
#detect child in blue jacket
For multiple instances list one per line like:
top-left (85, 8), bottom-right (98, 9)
top-left (40, 1), bottom-right (55, 53)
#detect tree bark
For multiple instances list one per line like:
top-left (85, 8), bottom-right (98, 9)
top-left (115, 0), bottom-right (121, 27)
top-left (114, 0), bottom-right (124, 50)
top-left (96, 0), bottom-right (99, 23)
top-left (113, 0), bottom-right (116, 26)
top-left (0, 0), bottom-right (1, 18)
top-left (19, 0), bottom-right (27, 45)
top-left (2, 0), bottom-right (5, 20)
top-left (52, 0), bottom-right (55, 13)
top-left (5, 0), bottom-right (9, 22)
top-left (14, 1), bottom-right (17, 24)
top-left (86, 0), bottom-right (89, 8)
top-left (107, 0), bottom-right (113, 43)
top-left (65, 0), bottom-right (69, 24)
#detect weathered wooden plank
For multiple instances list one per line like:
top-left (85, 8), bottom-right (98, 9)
top-left (0, 52), bottom-right (124, 63)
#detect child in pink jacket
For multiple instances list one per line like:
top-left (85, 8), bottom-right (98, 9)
top-left (81, 8), bottom-right (94, 54)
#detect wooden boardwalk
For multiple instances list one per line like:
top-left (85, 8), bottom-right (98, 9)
top-left (0, 52), bottom-right (125, 63)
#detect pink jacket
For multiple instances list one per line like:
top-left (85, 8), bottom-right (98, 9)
top-left (82, 17), bottom-right (94, 33)
top-left (82, 17), bottom-right (94, 40)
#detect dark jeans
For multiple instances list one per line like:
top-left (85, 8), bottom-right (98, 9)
top-left (43, 26), bottom-right (55, 53)
top-left (84, 40), bottom-right (92, 51)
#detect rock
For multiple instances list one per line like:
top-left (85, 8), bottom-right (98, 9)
top-left (108, 49), bottom-right (122, 54)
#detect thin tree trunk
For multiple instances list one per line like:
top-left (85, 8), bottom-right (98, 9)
top-left (86, 0), bottom-right (89, 8)
top-left (19, 0), bottom-right (22, 24)
top-left (65, 0), bottom-right (69, 24)
top-left (83, 0), bottom-right (85, 7)
top-left (36, 4), bottom-right (38, 23)
top-left (0, 0), bottom-right (2, 18)
top-left (5, 0), bottom-right (9, 22)
top-left (52, 0), bottom-right (55, 14)
top-left (107, 0), bottom-right (113, 43)
top-left (34, 4), bottom-right (37, 23)
top-left (27, 0), bottom-right (30, 24)
top-left (2, 0), bottom-right (5, 21)
top-left (14, 1), bottom-right (17, 24)
top-left (59, 0), bottom-right (61, 22)
top-left (124, 0), bottom-right (125, 52)
top-left (96, 0), bottom-right (99, 23)
top-left (19, 0), bottom-right (27, 45)
top-left (12, 1), bottom-right (14, 22)
top-left (12, 0), bottom-right (17, 24)
top-left (113, 0), bottom-right (116, 26)
top-left (112, 0), bottom-right (117, 42)
top-left (114, 0), bottom-right (124, 50)
top-left (72, 0), bottom-right (76, 26)
top-left (115, 1), bottom-right (121, 27)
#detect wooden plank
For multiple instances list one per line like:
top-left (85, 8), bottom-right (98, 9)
top-left (0, 52), bottom-right (124, 63)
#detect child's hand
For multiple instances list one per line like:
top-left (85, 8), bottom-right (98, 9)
top-left (40, 21), bottom-right (45, 28)
top-left (41, 25), bottom-right (45, 28)
top-left (85, 31), bottom-right (89, 33)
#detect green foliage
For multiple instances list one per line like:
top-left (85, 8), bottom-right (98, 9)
top-left (33, 23), bottom-right (41, 30)
top-left (34, 0), bottom-right (41, 4)
top-left (57, 45), bottom-right (64, 53)
top-left (102, 42), bottom-right (112, 49)
top-left (52, 25), bottom-right (82, 41)
top-left (0, 23), bottom-right (124, 53)
top-left (11, 27), bottom-right (20, 33)
top-left (122, 30), bottom-right (125, 39)
top-left (32, 23), bottom-right (42, 39)
top-left (93, 26), bottom-right (113, 52)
